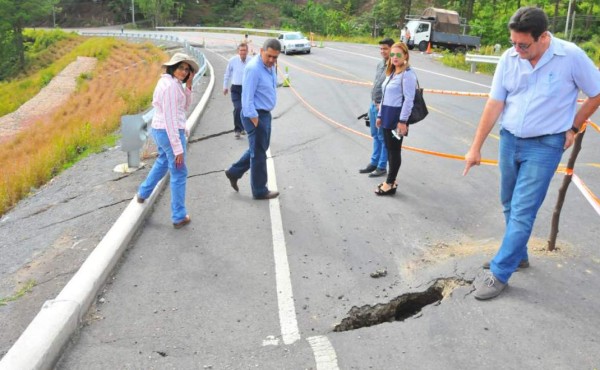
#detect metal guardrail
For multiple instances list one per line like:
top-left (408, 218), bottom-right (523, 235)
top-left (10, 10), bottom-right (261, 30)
top-left (156, 26), bottom-right (285, 36)
top-left (465, 53), bottom-right (500, 73)
top-left (78, 31), bottom-right (207, 84)
top-left (79, 30), bottom-right (210, 166)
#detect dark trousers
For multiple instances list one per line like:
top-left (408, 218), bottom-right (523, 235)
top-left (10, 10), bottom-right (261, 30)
top-left (227, 110), bottom-right (272, 198)
top-left (383, 128), bottom-right (404, 185)
top-left (230, 84), bottom-right (243, 133)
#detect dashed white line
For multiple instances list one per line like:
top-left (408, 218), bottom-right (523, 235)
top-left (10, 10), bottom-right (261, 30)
top-left (307, 336), bottom-right (340, 370)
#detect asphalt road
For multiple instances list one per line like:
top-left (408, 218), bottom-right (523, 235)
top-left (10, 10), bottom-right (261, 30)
top-left (6, 31), bottom-right (600, 369)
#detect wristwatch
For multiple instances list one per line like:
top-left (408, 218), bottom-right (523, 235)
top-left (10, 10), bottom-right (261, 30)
top-left (570, 126), bottom-right (579, 134)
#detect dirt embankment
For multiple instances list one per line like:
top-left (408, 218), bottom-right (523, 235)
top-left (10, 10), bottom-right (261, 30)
top-left (0, 56), bottom-right (97, 143)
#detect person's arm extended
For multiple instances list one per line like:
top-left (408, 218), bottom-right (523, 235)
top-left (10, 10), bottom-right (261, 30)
top-left (564, 93), bottom-right (600, 149)
top-left (463, 99), bottom-right (505, 176)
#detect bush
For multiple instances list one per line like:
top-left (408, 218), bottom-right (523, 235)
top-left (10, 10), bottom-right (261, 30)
top-left (580, 35), bottom-right (600, 66)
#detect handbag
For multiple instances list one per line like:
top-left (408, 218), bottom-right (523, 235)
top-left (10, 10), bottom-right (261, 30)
top-left (402, 69), bottom-right (428, 124)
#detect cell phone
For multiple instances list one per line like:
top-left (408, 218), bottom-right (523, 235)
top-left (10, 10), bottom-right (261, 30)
top-left (391, 129), bottom-right (402, 140)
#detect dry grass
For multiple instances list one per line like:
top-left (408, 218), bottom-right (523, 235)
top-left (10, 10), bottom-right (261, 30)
top-left (0, 39), bottom-right (167, 216)
top-left (0, 36), bottom-right (85, 117)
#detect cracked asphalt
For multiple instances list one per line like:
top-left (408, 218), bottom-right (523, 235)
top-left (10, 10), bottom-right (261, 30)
top-left (2, 32), bottom-right (600, 368)
top-left (0, 44), bottom-right (207, 358)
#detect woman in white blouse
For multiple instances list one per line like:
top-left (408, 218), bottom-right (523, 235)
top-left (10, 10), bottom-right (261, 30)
top-left (375, 42), bottom-right (417, 196)
top-left (136, 53), bottom-right (197, 228)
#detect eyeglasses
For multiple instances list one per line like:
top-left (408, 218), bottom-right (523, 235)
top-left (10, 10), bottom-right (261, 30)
top-left (509, 40), bottom-right (533, 50)
top-left (177, 65), bottom-right (191, 72)
top-left (390, 52), bottom-right (404, 57)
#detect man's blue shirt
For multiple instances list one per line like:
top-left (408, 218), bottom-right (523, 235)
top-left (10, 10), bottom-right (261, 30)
top-left (490, 34), bottom-right (600, 138)
top-left (242, 55), bottom-right (277, 118)
top-left (223, 55), bottom-right (250, 88)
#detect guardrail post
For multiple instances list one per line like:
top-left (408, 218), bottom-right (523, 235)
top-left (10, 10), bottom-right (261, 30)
top-left (470, 62), bottom-right (476, 74)
top-left (120, 113), bottom-right (150, 168)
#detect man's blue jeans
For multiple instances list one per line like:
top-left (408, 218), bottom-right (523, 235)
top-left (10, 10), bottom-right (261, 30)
top-left (368, 102), bottom-right (387, 170)
top-left (227, 110), bottom-right (272, 198)
top-left (491, 129), bottom-right (564, 283)
top-left (230, 84), bottom-right (243, 133)
top-left (138, 128), bottom-right (188, 223)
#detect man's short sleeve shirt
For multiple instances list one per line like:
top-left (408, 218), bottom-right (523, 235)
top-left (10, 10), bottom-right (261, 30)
top-left (490, 35), bottom-right (600, 138)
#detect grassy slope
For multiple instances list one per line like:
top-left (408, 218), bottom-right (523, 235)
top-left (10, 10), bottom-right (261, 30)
top-left (0, 36), bottom-right (168, 216)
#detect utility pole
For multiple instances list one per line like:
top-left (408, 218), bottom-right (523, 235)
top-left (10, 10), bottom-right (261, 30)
top-left (565, 0), bottom-right (573, 35)
top-left (131, 0), bottom-right (135, 26)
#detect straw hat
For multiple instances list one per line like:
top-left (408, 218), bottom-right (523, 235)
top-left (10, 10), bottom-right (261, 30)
top-left (162, 53), bottom-right (199, 73)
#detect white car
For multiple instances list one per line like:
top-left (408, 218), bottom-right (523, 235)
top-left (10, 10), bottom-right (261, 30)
top-left (277, 32), bottom-right (311, 55)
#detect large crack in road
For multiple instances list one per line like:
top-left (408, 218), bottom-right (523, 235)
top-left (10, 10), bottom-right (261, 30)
top-left (334, 277), bottom-right (472, 332)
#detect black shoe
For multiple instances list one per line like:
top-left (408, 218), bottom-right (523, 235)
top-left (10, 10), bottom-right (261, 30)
top-left (368, 168), bottom-right (387, 177)
top-left (225, 170), bottom-right (239, 192)
top-left (374, 183), bottom-right (397, 196)
top-left (255, 191), bottom-right (279, 200)
top-left (359, 164), bottom-right (377, 174)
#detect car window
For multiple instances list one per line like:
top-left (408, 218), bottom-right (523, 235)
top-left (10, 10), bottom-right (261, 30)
top-left (416, 23), bottom-right (429, 33)
top-left (283, 33), bottom-right (303, 41)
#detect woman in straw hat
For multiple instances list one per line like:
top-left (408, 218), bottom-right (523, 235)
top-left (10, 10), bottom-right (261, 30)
top-left (136, 53), bottom-right (198, 229)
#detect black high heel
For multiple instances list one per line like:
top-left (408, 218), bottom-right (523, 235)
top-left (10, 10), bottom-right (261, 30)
top-left (375, 183), bottom-right (397, 196)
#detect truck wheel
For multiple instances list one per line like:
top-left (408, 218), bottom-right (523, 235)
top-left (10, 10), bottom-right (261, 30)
top-left (455, 46), bottom-right (466, 54)
top-left (418, 41), bottom-right (428, 52)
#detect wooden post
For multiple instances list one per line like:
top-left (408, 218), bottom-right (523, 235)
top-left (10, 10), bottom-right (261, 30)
top-left (547, 123), bottom-right (587, 251)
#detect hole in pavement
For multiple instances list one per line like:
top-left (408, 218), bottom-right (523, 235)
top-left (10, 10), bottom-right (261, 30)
top-left (333, 277), bottom-right (471, 332)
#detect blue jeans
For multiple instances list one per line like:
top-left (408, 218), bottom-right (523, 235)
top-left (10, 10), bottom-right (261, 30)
top-left (491, 129), bottom-right (565, 283)
top-left (230, 84), bottom-right (243, 133)
top-left (369, 102), bottom-right (387, 170)
top-left (227, 110), bottom-right (272, 198)
top-left (138, 128), bottom-right (188, 223)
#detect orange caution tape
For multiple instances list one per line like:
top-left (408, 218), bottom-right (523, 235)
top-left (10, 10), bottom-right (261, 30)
top-left (278, 61), bottom-right (600, 108)
top-left (278, 60), bottom-right (371, 86)
top-left (282, 64), bottom-right (600, 216)
top-left (423, 89), bottom-right (489, 98)
top-left (287, 85), bottom-right (498, 166)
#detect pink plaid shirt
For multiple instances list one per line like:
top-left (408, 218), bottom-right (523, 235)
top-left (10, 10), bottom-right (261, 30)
top-left (151, 74), bottom-right (191, 155)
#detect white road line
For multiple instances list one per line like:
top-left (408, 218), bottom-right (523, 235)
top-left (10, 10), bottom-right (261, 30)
top-left (307, 336), bottom-right (340, 370)
top-left (325, 46), bottom-right (492, 88)
top-left (267, 148), bottom-right (301, 345)
top-left (572, 174), bottom-right (600, 217)
top-left (211, 49), bottom-right (301, 343)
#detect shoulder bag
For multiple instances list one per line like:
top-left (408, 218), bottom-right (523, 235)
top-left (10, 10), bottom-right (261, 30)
top-left (402, 69), bottom-right (428, 124)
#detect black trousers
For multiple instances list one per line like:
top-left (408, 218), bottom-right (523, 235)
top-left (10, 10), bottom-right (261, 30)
top-left (383, 128), bottom-right (404, 185)
top-left (230, 84), bottom-right (243, 132)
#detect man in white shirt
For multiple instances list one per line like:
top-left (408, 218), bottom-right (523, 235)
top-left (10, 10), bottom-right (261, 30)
top-left (224, 43), bottom-right (250, 138)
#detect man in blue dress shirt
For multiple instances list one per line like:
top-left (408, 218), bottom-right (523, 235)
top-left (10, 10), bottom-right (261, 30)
top-left (224, 43), bottom-right (250, 138)
top-left (464, 6), bottom-right (600, 300)
top-left (225, 39), bottom-right (281, 200)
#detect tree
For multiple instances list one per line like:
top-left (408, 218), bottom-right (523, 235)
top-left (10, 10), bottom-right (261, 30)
top-left (0, 0), bottom-right (57, 71)
top-left (137, 0), bottom-right (176, 27)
